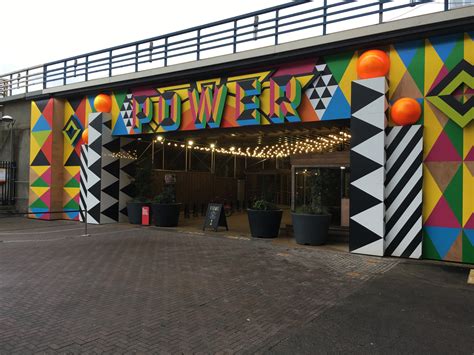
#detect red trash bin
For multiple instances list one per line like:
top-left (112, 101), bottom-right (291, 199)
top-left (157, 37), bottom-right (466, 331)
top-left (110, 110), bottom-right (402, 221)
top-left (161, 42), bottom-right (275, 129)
top-left (142, 206), bottom-right (150, 225)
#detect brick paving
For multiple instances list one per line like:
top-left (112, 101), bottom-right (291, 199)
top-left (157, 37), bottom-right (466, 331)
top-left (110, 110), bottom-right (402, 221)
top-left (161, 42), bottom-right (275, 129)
top-left (0, 218), bottom-right (399, 354)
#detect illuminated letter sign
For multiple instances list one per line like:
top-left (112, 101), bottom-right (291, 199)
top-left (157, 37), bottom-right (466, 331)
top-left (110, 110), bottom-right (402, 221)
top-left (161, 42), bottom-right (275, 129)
top-left (269, 75), bottom-right (302, 124)
top-left (188, 85), bottom-right (228, 129)
top-left (235, 79), bottom-right (261, 126)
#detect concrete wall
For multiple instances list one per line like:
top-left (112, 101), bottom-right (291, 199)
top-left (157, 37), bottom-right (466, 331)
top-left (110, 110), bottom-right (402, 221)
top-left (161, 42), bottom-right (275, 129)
top-left (0, 101), bottom-right (31, 211)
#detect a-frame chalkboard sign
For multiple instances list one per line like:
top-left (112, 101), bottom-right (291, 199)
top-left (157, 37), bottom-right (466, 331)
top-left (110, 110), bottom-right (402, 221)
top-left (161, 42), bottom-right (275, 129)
top-left (203, 203), bottom-right (229, 232)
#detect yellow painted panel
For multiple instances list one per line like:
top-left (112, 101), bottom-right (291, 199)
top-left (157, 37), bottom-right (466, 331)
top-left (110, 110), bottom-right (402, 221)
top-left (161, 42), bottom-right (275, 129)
top-left (465, 33), bottom-right (474, 65)
top-left (388, 47), bottom-right (406, 100)
top-left (64, 187), bottom-right (79, 199)
top-left (64, 166), bottom-right (80, 177)
top-left (338, 51), bottom-right (358, 104)
top-left (463, 163), bottom-right (474, 227)
top-left (424, 39), bottom-right (444, 95)
top-left (31, 186), bottom-right (49, 198)
top-left (423, 101), bottom-right (443, 159)
top-left (30, 101), bottom-right (41, 127)
top-left (422, 165), bottom-right (442, 223)
top-left (464, 114), bottom-right (474, 160)
top-left (30, 166), bottom-right (50, 176)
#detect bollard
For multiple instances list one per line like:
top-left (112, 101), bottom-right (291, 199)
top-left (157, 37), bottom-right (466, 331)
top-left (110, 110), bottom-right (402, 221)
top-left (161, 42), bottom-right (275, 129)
top-left (81, 207), bottom-right (91, 237)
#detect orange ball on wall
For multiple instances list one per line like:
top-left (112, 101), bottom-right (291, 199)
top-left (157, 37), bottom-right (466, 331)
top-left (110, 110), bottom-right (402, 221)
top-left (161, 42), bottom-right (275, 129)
top-left (357, 49), bottom-right (390, 79)
top-left (94, 94), bottom-right (112, 113)
top-left (82, 128), bottom-right (88, 145)
top-left (391, 98), bottom-right (422, 126)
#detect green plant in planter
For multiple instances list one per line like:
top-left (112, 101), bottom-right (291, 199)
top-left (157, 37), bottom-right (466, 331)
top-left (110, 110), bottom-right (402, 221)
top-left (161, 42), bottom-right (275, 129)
top-left (154, 186), bottom-right (176, 204)
top-left (296, 171), bottom-right (329, 215)
top-left (130, 163), bottom-right (153, 202)
top-left (252, 199), bottom-right (278, 211)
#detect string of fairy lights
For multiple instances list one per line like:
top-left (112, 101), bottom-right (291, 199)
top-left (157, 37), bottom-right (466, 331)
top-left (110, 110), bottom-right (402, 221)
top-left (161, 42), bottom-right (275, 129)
top-left (149, 131), bottom-right (351, 159)
top-left (108, 130), bottom-right (350, 161)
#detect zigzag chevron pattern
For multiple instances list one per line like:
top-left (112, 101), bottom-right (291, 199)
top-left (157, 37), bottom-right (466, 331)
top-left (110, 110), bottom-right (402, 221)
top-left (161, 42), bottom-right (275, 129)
top-left (385, 125), bottom-right (423, 258)
top-left (86, 113), bottom-right (103, 224)
top-left (119, 138), bottom-right (136, 222)
top-left (100, 114), bottom-right (121, 223)
top-left (349, 77), bottom-right (388, 256)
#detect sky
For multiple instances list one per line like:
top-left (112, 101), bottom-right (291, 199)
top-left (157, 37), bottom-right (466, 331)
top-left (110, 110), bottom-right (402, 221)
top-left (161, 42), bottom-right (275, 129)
top-left (0, 0), bottom-right (450, 75)
top-left (0, 0), bottom-right (288, 74)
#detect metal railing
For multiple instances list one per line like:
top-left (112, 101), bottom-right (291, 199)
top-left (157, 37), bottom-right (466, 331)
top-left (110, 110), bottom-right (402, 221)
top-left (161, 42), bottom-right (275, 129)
top-left (0, 161), bottom-right (16, 205)
top-left (0, 0), bottom-right (457, 98)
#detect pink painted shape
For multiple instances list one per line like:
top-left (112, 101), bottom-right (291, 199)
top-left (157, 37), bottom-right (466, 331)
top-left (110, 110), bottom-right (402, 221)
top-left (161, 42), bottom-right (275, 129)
top-left (465, 147), bottom-right (474, 161)
top-left (425, 195), bottom-right (461, 228)
top-left (132, 88), bottom-right (158, 97)
top-left (465, 214), bottom-right (474, 229)
top-left (429, 66), bottom-right (449, 94)
top-left (424, 131), bottom-right (462, 162)
top-left (273, 59), bottom-right (316, 76)
top-left (41, 168), bottom-right (52, 185)
top-left (40, 190), bottom-right (51, 206)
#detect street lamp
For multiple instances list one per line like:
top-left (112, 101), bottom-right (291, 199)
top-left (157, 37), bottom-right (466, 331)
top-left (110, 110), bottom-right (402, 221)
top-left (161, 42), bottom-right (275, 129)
top-left (0, 115), bottom-right (15, 162)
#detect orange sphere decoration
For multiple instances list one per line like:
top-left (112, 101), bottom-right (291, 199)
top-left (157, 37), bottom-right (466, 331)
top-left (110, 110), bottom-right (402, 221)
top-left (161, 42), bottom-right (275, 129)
top-left (391, 98), bottom-right (422, 126)
top-left (82, 128), bottom-right (88, 145)
top-left (94, 94), bottom-right (112, 113)
top-left (357, 49), bottom-right (390, 79)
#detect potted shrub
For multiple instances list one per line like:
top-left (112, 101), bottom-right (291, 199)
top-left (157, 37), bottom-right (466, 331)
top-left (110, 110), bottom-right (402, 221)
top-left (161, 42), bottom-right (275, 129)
top-left (152, 186), bottom-right (182, 227)
top-left (292, 172), bottom-right (331, 245)
top-left (126, 164), bottom-right (153, 224)
top-left (247, 199), bottom-right (283, 238)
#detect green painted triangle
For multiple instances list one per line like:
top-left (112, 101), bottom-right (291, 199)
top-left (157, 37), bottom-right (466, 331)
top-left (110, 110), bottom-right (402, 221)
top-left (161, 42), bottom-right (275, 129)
top-left (325, 52), bottom-right (353, 83)
top-left (422, 228), bottom-right (441, 260)
top-left (114, 91), bottom-right (127, 111)
top-left (33, 130), bottom-right (50, 147)
top-left (444, 119), bottom-right (463, 158)
top-left (444, 164), bottom-right (463, 226)
top-left (64, 199), bottom-right (79, 210)
top-left (462, 231), bottom-right (474, 264)
top-left (30, 198), bottom-right (49, 209)
top-left (407, 46), bottom-right (424, 94)
top-left (444, 37), bottom-right (464, 71)
top-left (64, 177), bottom-right (80, 188)
top-left (31, 176), bottom-right (49, 187)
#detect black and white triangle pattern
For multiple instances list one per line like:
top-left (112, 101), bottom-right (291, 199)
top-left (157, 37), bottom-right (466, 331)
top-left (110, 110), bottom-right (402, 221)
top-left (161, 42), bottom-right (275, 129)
top-left (120, 94), bottom-right (134, 134)
top-left (85, 112), bottom-right (103, 225)
top-left (119, 138), bottom-right (135, 222)
top-left (100, 114), bottom-right (121, 224)
top-left (349, 77), bottom-right (388, 257)
top-left (305, 61), bottom-right (338, 120)
top-left (385, 125), bottom-right (423, 259)
top-left (80, 112), bottom-right (136, 224)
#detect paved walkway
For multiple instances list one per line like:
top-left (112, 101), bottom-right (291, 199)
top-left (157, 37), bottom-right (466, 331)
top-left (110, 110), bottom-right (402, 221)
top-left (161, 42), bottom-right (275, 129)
top-left (0, 218), bottom-right (472, 354)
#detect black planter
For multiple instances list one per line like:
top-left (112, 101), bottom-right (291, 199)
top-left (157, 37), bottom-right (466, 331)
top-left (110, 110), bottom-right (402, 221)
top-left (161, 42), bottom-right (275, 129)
top-left (247, 209), bottom-right (283, 238)
top-left (292, 213), bottom-right (331, 245)
top-left (126, 202), bottom-right (151, 224)
top-left (152, 203), bottom-right (182, 227)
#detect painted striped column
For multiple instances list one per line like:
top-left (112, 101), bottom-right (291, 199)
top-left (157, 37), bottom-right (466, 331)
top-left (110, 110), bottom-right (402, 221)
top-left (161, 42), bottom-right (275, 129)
top-left (385, 125), bottom-right (423, 258)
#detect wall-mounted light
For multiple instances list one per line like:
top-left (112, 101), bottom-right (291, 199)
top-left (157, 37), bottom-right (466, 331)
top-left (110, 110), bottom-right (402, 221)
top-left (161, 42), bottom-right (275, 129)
top-left (187, 140), bottom-right (194, 146)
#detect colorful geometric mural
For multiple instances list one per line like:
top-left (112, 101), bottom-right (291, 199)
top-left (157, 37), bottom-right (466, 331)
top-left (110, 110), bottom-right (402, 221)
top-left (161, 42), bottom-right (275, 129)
top-left (29, 99), bottom-right (54, 219)
top-left (421, 33), bottom-right (474, 264)
top-left (28, 31), bottom-right (473, 265)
